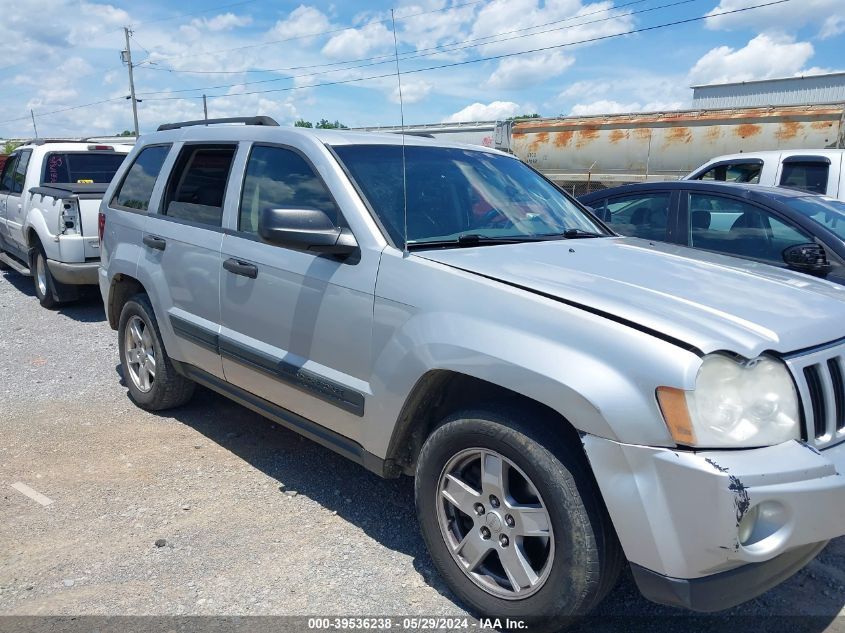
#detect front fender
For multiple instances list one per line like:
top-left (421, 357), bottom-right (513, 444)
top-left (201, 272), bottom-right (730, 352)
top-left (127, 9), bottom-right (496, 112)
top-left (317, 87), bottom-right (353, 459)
top-left (365, 308), bottom-right (694, 460)
top-left (364, 250), bottom-right (700, 460)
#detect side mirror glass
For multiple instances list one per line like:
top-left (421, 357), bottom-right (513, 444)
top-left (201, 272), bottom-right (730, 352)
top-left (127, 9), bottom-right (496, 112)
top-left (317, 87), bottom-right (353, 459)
top-left (782, 243), bottom-right (832, 277)
top-left (258, 207), bottom-right (358, 256)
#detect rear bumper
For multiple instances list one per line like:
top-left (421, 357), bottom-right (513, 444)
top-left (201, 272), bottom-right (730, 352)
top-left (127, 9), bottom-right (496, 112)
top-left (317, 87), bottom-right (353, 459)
top-left (47, 259), bottom-right (99, 285)
top-left (583, 435), bottom-right (845, 608)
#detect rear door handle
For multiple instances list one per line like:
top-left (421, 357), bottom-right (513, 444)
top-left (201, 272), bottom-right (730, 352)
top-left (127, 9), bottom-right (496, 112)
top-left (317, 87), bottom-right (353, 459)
top-left (143, 235), bottom-right (166, 251)
top-left (223, 258), bottom-right (258, 279)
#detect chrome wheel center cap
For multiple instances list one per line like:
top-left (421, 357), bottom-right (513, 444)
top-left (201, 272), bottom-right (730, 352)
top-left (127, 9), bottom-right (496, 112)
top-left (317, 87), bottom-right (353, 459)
top-left (485, 512), bottom-right (503, 533)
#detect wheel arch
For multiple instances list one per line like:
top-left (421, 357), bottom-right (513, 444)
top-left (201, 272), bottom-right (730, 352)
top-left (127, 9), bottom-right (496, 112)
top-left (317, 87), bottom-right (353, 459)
top-left (107, 274), bottom-right (146, 330)
top-left (385, 370), bottom-right (584, 476)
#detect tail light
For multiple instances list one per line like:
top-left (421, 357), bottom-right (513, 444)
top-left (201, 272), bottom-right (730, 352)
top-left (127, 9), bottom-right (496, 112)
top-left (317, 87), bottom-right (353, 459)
top-left (98, 211), bottom-right (106, 243)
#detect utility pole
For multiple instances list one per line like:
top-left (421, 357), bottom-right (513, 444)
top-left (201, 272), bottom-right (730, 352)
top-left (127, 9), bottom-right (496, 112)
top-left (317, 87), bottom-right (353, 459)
top-left (203, 94), bottom-right (208, 124)
top-left (122, 26), bottom-right (140, 138)
top-left (30, 110), bottom-right (38, 139)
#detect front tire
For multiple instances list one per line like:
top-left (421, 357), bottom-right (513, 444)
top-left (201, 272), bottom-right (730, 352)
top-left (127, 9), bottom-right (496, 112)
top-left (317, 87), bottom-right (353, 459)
top-left (118, 293), bottom-right (195, 410)
top-left (415, 406), bottom-right (622, 630)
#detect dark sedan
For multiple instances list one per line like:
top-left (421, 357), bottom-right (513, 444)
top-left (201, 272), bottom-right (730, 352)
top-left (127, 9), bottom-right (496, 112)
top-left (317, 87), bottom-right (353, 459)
top-left (580, 181), bottom-right (845, 284)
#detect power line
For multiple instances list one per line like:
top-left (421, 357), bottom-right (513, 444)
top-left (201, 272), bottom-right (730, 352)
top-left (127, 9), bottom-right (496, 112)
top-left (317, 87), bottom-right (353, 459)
top-left (0, 97), bottom-right (128, 126)
top-left (142, 0), bottom-right (490, 64)
top-left (141, 0), bottom-right (792, 102)
top-left (0, 1), bottom-right (260, 74)
top-left (0, 0), bottom-right (794, 127)
top-left (137, 0), bottom-right (699, 97)
top-left (133, 0), bottom-right (262, 26)
top-left (138, 0), bottom-right (656, 76)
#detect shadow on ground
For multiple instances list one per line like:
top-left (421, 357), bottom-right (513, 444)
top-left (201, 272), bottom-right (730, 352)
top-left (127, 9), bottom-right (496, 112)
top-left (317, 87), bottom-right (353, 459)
top-left (137, 380), bottom-right (845, 632)
top-left (1, 269), bottom-right (105, 322)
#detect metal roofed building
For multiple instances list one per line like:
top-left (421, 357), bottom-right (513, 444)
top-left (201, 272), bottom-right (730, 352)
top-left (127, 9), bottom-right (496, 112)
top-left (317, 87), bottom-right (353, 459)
top-left (692, 72), bottom-right (845, 109)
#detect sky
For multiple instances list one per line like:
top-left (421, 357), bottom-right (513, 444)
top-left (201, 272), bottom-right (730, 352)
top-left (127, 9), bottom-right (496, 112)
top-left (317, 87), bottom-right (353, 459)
top-left (0, 0), bottom-right (843, 138)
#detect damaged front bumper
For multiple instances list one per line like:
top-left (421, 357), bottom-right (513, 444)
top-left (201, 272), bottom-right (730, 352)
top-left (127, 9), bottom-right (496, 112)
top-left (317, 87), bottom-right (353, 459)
top-left (583, 435), bottom-right (845, 611)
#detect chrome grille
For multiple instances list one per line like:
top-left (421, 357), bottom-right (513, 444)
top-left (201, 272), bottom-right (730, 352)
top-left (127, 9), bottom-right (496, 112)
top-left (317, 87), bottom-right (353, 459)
top-left (786, 343), bottom-right (845, 449)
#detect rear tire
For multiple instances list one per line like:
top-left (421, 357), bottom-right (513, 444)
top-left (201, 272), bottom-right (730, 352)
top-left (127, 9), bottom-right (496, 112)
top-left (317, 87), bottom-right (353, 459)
top-left (32, 246), bottom-right (60, 309)
top-left (118, 293), bottom-right (195, 410)
top-left (415, 406), bottom-right (622, 631)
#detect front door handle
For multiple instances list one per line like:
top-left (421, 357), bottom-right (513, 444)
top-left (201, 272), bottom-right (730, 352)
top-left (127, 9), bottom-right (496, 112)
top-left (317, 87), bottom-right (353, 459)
top-left (143, 235), bottom-right (166, 251)
top-left (223, 258), bottom-right (258, 279)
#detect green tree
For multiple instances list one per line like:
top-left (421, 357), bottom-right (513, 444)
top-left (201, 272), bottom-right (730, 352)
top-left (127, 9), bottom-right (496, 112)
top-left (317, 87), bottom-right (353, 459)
top-left (315, 119), bottom-right (348, 129)
top-left (2, 140), bottom-right (21, 154)
top-left (507, 113), bottom-right (541, 120)
top-left (294, 119), bottom-right (313, 128)
top-left (115, 130), bottom-right (135, 137)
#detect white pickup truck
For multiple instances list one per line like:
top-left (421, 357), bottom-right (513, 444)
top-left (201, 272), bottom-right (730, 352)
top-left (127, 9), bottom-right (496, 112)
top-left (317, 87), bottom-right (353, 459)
top-left (686, 149), bottom-right (845, 200)
top-left (0, 141), bottom-right (131, 307)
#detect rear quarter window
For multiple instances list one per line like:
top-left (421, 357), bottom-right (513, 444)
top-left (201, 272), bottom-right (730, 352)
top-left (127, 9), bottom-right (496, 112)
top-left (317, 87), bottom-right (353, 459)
top-left (112, 145), bottom-right (171, 211)
top-left (779, 161), bottom-right (830, 195)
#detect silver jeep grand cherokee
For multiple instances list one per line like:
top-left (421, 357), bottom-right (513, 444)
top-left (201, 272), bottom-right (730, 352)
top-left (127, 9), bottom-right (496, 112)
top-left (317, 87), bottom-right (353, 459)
top-left (99, 117), bottom-right (845, 626)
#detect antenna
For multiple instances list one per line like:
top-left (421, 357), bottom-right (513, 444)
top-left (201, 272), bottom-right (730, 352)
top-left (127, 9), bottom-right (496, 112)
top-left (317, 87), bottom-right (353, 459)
top-left (390, 9), bottom-right (409, 254)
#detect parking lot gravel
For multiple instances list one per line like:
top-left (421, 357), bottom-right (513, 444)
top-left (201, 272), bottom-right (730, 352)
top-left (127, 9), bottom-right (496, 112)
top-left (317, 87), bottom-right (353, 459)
top-left (1, 268), bottom-right (843, 631)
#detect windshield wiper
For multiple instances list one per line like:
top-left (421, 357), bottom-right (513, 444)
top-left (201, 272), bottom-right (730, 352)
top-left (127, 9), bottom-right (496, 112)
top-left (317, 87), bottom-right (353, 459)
top-left (562, 228), bottom-right (604, 239)
top-left (407, 233), bottom-right (557, 250)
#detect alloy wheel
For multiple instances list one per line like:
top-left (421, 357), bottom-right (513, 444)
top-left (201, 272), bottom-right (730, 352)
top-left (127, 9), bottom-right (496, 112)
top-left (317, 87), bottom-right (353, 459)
top-left (35, 254), bottom-right (48, 297)
top-left (436, 448), bottom-right (554, 600)
top-left (124, 315), bottom-right (156, 393)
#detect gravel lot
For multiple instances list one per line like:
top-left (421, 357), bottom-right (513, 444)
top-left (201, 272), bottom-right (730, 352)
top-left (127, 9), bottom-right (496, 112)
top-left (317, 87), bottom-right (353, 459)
top-left (1, 267), bottom-right (843, 631)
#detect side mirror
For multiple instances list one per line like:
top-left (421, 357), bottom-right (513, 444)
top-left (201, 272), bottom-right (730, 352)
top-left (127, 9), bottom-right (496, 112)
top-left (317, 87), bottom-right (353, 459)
top-left (782, 243), bottom-right (832, 277)
top-left (258, 207), bottom-right (358, 257)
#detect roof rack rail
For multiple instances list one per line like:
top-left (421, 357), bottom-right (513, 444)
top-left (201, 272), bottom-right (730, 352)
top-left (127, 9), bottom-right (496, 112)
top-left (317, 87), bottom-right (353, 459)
top-left (157, 116), bottom-right (280, 132)
top-left (392, 131), bottom-right (435, 139)
top-left (19, 138), bottom-right (82, 146)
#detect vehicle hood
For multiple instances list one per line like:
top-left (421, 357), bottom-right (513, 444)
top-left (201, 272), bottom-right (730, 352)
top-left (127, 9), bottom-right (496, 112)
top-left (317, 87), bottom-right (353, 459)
top-left (416, 237), bottom-right (845, 358)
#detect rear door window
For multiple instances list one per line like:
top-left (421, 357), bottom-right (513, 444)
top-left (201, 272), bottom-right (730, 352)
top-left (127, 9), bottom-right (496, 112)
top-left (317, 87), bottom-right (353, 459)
top-left (11, 149), bottom-right (32, 194)
top-left (42, 152), bottom-right (127, 184)
top-left (779, 160), bottom-right (830, 194)
top-left (112, 145), bottom-right (171, 212)
top-left (163, 145), bottom-right (236, 227)
top-left (593, 192), bottom-right (671, 240)
top-left (687, 192), bottom-right (812, 265)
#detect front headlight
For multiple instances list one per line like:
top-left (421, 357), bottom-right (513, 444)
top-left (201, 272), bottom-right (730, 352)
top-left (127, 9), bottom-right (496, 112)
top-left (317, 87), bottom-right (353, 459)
top-left (658, 353), bottom-right (801, 448)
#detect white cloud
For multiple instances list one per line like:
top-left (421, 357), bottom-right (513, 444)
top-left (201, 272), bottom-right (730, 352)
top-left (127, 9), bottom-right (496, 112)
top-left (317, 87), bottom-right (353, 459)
top-left (444, 100), bottom-right (522, 122)
top-left (322, 22), bottom-right (393, 59)
top-left (553, 71), bottom-right (690, 116)
top-left (470, 0), bottom-right (635, 56)
top-left (271, 5), bottom-right (332, 42)
top-left (820, 15), bottom-right (845, 40)
top-left (569, 99), bottom-right (683, 116)
top-left (485, 52), bottom-right (574, 90)
top-left (397, 1), bottom-right (476, 53)
top-left (688, 34), bottom-right (814, 86)
top-left (189, 13), bottom-right (253, 32)
top-left (705, 0), bottom-right (843, 35)
top-left (391, 79), bottom-right (432, 104)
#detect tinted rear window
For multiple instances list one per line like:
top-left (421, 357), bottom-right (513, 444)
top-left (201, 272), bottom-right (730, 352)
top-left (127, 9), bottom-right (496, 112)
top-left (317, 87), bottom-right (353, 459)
top-left (42, 152), bottom-right (127, 184)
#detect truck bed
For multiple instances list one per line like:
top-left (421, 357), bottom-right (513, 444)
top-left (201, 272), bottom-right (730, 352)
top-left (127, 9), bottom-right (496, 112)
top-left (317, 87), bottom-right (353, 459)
top-left (29, 183), bottom-right (110, 200)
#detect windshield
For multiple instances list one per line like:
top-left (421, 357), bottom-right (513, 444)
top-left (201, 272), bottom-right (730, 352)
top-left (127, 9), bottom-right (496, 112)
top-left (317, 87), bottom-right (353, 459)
top-left (782, 195), bottom-right (845, 241)
top-left (42, 152), bottom-right (127, 185)
top-left (332, 144), bottom-right (603, 246)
